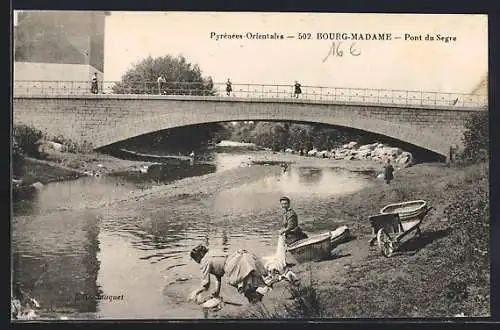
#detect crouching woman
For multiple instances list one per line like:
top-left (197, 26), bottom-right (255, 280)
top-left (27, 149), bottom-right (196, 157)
top-left (188, 245), bottom-right (270, 304)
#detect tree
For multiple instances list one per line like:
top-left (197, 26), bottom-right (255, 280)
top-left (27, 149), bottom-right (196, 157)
top-left (111, 55), bottom-right (216, 95)
top-left (461, 110), bottom-right (489, 162)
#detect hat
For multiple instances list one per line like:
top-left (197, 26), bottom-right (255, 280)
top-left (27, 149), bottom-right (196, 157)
top-left (190, 244), bottom-right (208, 261)
top-left (279, 196), bottom-right (290, 203)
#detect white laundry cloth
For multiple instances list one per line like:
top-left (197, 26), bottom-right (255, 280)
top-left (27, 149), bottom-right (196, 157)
top-left (262, 235), bottom-right (287, 275)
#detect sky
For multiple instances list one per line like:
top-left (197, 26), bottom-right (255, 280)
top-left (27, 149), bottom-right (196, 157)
top-left (102, 12), bottom-right (487, 93)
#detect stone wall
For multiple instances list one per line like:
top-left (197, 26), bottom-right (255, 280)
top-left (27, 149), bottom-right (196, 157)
top-left (12, 95), bottom-right (483, 156)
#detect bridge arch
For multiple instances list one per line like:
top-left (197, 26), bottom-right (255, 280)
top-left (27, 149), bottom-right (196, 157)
top-left (108, 115), bottom-right (447, 157)
top-left (13, 95), bottom-right (481, 158)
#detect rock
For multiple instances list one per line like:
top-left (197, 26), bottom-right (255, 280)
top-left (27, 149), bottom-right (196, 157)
top-left (12, 179), bottom-right (23, 187)
top-left (31, 182), bottom-right (44, 190)
top-left (37, 141), bottom-right (51, 154)
top-left (358, 149), bottom-right (372, 157)
top-left (396, 151), bottom-right (414, 167)
top-left (48, 141), bottom-right (65, 152)
top-left (316, 150), bottom-right (329, 158)
top-left (387, 147), bottom-right (402, 156)
top-left (285, 148), bottom-right (294, 153)
top-left (335, 151), bottom-right (347, 160)
top-left (359, 144), bottom-right (373, 151)
top-left (346, 141), bottom-right (358, 149)
top-left (344, 155), bottom-right (355, 160)
top-left (307, 149), bottom-right (318, 156)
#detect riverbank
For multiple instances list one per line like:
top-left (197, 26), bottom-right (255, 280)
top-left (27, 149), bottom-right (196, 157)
top-left (13, 151), bottom-right (159, 189)
top-left (13, 148), bottom-right (385, 199)
top-left (219, 161), bottom-right (490, 319)
top-left (12, 148), bottom-right (489, 319)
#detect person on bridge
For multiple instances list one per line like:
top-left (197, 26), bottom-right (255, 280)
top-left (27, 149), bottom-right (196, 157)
top-left (279, 196), bottom-right (308, 246)
top-left (226, 79), bottom-right (232, 96)
top-left (157, 75), bottom-right (167, 95)
top-left (383, 158), bottom-right (395, 184)
top-left (294, 81), bottom-right (302, 98)
top-left (91, 73), bottom-right (98, 94)
top-left (188, 245), bottom-right (271, 304)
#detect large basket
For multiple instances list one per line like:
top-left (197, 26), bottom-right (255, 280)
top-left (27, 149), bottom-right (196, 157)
top-left (380, 200), bottom-right (428, 221)
top-left (287, 232), bottom-right (332, 263)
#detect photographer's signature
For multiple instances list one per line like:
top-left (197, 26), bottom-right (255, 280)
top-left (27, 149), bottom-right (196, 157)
top-left (322, 42), bottom-right (361, 62)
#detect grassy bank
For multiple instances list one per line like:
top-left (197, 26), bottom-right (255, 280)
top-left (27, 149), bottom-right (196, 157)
top-left (15, 158), bottom-right (81, 186)
top-left (228, 162), bottom-right (489, 319)
top-left (324, 163), bottom-right (489, 318)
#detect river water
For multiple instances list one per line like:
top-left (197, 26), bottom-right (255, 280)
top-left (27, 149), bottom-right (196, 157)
top-left (12, 150), bottom-right (374, 319)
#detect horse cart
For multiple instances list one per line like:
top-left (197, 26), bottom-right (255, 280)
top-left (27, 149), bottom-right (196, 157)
top-left (368, 200), bottom-right (433, 257)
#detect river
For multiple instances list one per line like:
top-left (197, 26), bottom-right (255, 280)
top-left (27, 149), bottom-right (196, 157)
top-left (12, 149), bottom-right (375, 319)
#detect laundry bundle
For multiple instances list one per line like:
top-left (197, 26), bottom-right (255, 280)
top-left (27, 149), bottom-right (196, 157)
top-left (262, 234), bottom-right (287, 275)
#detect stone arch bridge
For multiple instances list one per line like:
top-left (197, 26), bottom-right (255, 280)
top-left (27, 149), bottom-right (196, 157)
top-left (13, 94), bottom-right (485, 158)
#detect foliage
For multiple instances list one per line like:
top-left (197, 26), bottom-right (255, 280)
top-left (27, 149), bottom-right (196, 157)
top-left (13, 124), bottom-right (44, 158)
top-left (229, 121), bottom-right (355, 152)
top-left (283, 270), bottom-right (326, 318)
top-left (111, 55), bottom-right (215, 95)
top-left (115, 123), bottom-right (231, 153)
top-left (12, 136), bottom-right (25, 178)
top-left (460, 110), bottom-right (489, 163)
top-left (239, 268), bottom-right (326, 319)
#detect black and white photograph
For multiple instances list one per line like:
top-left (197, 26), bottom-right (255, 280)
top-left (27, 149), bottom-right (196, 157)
top-left (12, 11), bottom-right (489, 320)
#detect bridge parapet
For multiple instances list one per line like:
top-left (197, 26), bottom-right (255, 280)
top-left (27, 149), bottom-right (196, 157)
top-left (13, 80), bottom-right (487, 109)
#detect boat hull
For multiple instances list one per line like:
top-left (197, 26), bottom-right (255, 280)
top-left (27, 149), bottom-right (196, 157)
top-left (288, 226), bottom-right (350, 263)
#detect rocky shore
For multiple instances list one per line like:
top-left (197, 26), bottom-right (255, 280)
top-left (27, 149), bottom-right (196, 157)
top-left (285, 141), bottom-right (414, 168)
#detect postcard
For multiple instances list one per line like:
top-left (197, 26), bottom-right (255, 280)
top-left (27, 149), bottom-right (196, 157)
top-left (12, 11), bottom-right (489, 320)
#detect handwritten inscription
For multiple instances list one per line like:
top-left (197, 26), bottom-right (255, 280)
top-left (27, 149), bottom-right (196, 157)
top-left (322, 42), bottom-right (361, 62)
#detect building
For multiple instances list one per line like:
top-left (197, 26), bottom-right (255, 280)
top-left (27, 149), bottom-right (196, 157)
top-left (14, 11), bottom-right (107, 93)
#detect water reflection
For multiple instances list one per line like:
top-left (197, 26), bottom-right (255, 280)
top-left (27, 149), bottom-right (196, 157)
top-left (222, 228), bottom-right (229, 253)
top-left (12, 152), bottom-right (373, 319)
top-left (12, 211), bottom-right (101, 315)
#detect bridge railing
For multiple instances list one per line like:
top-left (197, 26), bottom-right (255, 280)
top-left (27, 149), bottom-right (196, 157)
top-left (13, 80), bottom-right (488, 108)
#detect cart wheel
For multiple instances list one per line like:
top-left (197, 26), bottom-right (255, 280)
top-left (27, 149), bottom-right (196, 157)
top-left (377, 228), bottom-right (394, 258)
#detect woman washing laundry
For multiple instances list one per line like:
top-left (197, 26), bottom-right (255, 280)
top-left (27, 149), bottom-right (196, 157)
top-left (279, 196), bottom-right (308, 246)
top-left (188, 245), bottom-right (272, 304)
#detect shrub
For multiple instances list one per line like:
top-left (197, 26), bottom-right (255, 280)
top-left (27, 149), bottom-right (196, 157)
top-left (13, 124), bottom-right (44, 158)
top-left (283, 275), bottom-right (326, 318)
top-left (12, 136), bottom-right (25, 177)
top-left (460, 110), bottom-right (489, 163)
top-left (247, 267), bottom-right (326, 319)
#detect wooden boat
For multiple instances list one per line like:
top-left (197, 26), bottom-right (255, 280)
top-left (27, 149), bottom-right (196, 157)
top-left (380, 200), bottom-right (429, 221)
top-left (287, 226), bottom-right (350, 263)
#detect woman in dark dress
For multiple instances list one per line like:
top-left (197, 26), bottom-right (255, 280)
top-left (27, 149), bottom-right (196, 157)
top-left (294, 81), bottom-right (302, 98)
top-left (226, 79), bottom-right (232, 96)
top-left (279, 196), bottom-right (308, 245)
top-left (384, 159), bottom-right (395, 184)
